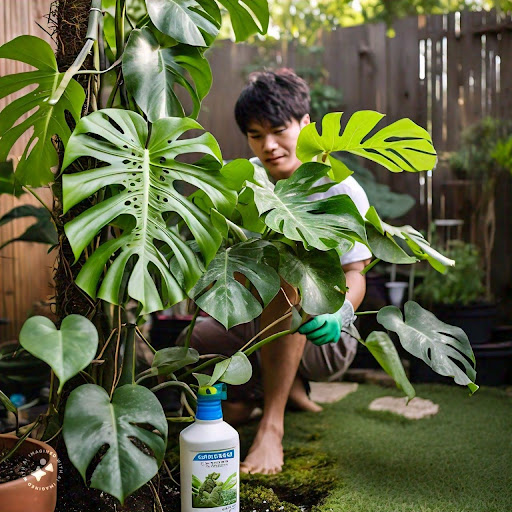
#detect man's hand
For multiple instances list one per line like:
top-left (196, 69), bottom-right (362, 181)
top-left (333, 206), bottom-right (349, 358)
top-left (298, 299), bottom-right (356, 346)
top-left (298, 313), bottom-right (342, 345)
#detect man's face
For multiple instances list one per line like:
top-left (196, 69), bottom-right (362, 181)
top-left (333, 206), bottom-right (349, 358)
top-left (246, 114), bottom-right (310, 181)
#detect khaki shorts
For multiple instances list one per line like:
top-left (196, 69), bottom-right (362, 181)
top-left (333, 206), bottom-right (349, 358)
top-left (177, 316), bottom-right (358, 402)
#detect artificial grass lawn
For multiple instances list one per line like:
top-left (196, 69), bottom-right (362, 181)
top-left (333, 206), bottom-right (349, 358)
top-left (240, 383), bottom-right (512, 512)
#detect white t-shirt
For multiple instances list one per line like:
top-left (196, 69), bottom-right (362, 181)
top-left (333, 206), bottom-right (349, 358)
top-left (249, 158), bottom-right (372, 265)
top-left (308, 175), bottom-right (372, 265)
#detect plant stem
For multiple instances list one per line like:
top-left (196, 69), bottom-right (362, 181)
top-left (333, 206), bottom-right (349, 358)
top-left (151, 380), bottom-right (197, 401)
top-left (239, 310), bottom-right (293, 353)
top-left (244, 329), bottom-right (292, 357)
top-left (183, 305), bottom-right (200, 350)
top-left (22, 186), bottom-right (55, 220)
top-left (179, 355), bottom-right (226, 380)
top-left (118, 323), bottom-right (136, 386)
top-left (74, 57), bottom-right (122, 75)
top-left (355, 310), bottom-right (379, 316)
top-left (48, 0), bottom-right (102, 105)
top-left (0, 420), bottom-right (40, 465)
top-left (361, 258), bottom-right (381, 275)
top-left (135, 325), bottom-right (157, 354)
top-left (115, 0), bottom-right (126, 60)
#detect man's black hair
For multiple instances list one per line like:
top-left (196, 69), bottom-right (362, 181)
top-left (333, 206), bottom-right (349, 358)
top-left (234, 68), bottom-right (310, 135)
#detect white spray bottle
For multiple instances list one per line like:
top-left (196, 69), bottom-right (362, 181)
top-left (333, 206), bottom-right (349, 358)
top-left (180, 383), bottom-right (240, 512)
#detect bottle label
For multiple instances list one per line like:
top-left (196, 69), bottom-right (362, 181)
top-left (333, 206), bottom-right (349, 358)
top-left (190, 447), bottom-right (238, 510)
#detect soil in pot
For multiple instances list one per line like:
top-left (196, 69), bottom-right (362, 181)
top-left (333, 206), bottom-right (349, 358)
top-left (0, 449), bottom-right (42, 483)
top-left (0, 434), bottom-right (58, 512)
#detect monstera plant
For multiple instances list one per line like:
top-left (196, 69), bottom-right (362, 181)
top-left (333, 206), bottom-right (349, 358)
top-left (0, 0), bottom-right (478, 505)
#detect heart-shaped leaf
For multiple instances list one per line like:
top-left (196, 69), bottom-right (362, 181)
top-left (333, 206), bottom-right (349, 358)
top-left (0, 205), bottom-right (57, 250)
top-left (209, 352), bottom-right (252, 386)
top-left (123, 27), bottom-right (212, 121)
top-left (377, 301), bottom-right (478, 394)
top-left (152, 346), bottom-right (199, 375)
top-left (63, 109), bottom-right (235, 314)
top-left (0, 35), bottom-right (85, 186)
top-left (363, 331), bottom-right (415, 401)
top-left (63, 384), bottom-right (168, 503)
top-left (191, 239), bottom-right (280, 329)
top-left (297, 111), bottom-right (437, 181)
top-left (146, 0), bottom-right (221, 47)
top-left (248, 162), bottom-right (367, 251)
top-left (19, 315), bottom-right (98, 392)
top-left (277, 243), bottom-right (347, 316)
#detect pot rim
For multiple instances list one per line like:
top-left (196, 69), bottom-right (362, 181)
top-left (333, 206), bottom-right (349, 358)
top-left (0, 434), bottom-right (58, 490)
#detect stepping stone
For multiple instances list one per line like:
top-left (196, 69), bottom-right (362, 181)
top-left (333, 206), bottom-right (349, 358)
top-left (368, 396), bottom-right (439, 419)
top-left (309, 382), bottom-right (359, 403)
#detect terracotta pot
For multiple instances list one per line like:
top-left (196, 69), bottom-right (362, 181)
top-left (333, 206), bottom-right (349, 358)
top-left (0, 434), bottom-right (58, 512)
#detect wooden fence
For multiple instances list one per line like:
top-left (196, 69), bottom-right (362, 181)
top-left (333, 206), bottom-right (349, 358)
top-left (1, 6), bottom-right (511, 340)
top-left (0, 1), bottom-right (55, 341)
top-left (198, 9), bottom-right (512, 300)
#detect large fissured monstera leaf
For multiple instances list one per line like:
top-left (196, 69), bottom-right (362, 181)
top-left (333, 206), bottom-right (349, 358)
top-left (377, 301), bottom-right (478, 394)
top-left (63, 384), bottom-right (168, 504)
top-left (296, 111), bottom-right (437, 182)
top-left (146, 0), bottom-right (269, 47)
top-left (0, 36), bottom-right (85, 186)
top-left (248, 162), bottom-right (367, 252)
top-left (123, 27), bottom-right (212, 121)
top-left (191, 239), bottom-right (280, 329)
top-left (365, 206), bottom-right (454, 272)
top-left (63, 109), bottom-right (235, 314)
top-left (277, 243), bottom-right (346, 316)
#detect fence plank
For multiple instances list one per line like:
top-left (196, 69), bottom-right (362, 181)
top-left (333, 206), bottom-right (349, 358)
top-left (0, 1), bottom-right (56, 342)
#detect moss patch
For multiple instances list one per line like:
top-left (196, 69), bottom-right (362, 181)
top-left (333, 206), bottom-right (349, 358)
top-left (240, 447), bottom-right (337, 510)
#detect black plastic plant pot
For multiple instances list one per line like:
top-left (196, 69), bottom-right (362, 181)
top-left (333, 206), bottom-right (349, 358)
top-left (471, 341), bottom-right (512, 386)
top-left (434, 302), bottom-right (497, 345)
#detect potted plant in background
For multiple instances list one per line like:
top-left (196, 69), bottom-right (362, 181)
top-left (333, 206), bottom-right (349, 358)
top-left (414, 240), bottom-right (512, 385)
top-left (0, 1), bottom-right (479, 510)
top-left (449, 117), bottom-right (512, 302)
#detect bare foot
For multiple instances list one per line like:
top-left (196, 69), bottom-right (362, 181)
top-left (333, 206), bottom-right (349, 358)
top-left (288, 376), bottom-right (323, 413)
top-left (240, 423), bottom-right (284, 475)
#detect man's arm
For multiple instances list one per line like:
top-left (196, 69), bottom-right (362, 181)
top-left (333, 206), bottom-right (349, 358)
top-left (343, 258), bottom-right (371, 311)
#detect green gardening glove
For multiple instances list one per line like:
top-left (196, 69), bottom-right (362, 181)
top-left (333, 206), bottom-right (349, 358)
top-left (298, 299), bottom-right (355, 346)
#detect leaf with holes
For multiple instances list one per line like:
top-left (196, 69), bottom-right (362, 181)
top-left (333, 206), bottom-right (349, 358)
top-left (63, 109), bottom-right (236, 314)
top-left (0, 36), bottom-right (85, 186)
top-left (248, 162), bottom-right (367, 252)
top-left (0, 205), bottom-right (57, 250)
top-left (296, 111), bottom-right (437, 182)
top-left (277, 243), bottom-right (347, 316)
top-left (363, 331), bottom-right (415, 401)
top-left (377, 301), bottom-right (478, 394)
top-left (63, 384), bottom-right (168, 503)
top-left (365, 207), bottom-right (454, 271)
top-left (123, 27), bottom-right (212, 121)
top-left (191, 239), bottom-right (280, 329)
